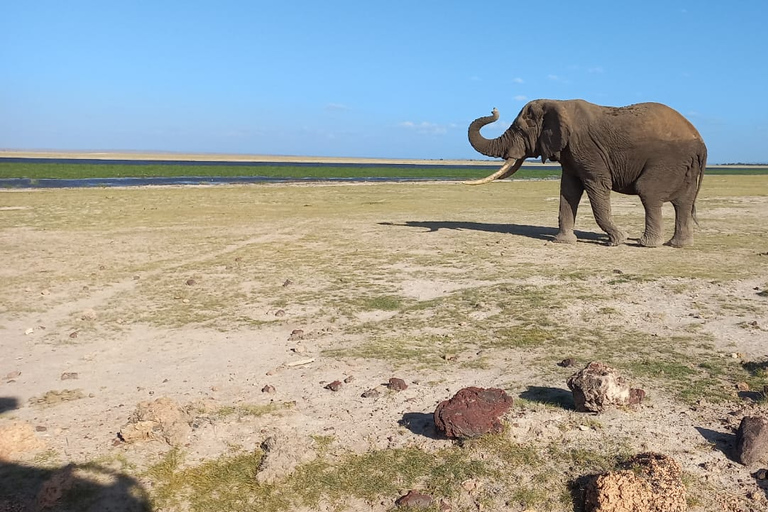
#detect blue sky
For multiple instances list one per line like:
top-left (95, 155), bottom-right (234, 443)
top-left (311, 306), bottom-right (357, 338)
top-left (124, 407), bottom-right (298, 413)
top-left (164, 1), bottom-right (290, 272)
top-left (1, 1), bottom-right (767, 163)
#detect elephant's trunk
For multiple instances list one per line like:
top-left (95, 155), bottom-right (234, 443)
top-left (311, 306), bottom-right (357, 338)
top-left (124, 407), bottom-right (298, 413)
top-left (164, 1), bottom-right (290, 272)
top-left (468, 108), bottom-right (513, 158)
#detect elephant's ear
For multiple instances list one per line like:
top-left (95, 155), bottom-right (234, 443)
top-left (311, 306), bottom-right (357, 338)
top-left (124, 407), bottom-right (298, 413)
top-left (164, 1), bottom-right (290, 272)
top-left (538, 103), bottom-right (570, 164)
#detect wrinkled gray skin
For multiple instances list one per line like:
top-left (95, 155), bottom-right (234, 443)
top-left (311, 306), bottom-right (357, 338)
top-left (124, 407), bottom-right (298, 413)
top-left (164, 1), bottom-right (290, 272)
top-left (467, 99), bottom-right (707, 247)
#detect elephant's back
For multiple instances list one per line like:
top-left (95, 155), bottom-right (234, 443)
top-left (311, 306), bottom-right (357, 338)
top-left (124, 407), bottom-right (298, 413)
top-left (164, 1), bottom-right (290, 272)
top-left (607, 102), bottom-right (704, 143)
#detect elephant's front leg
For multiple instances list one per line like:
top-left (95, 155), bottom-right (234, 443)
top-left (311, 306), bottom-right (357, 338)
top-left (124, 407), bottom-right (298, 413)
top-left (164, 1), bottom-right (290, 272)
top-left (584, 183), bottom-right (626, 246)
top-left (554, 173), bottom-right (584, 244)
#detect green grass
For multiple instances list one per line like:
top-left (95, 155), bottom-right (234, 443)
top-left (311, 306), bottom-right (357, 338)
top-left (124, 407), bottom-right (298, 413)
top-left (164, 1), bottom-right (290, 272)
top-left (0, 161), bottom-right (562, 181)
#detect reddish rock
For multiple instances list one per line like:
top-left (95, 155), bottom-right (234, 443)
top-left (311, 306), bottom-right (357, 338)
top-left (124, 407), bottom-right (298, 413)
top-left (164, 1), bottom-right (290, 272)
top-left (433, 387), bottom-right (513, 439)
top-left (735, 416), bottom-right (768, 466)
top-left (395, 490), bottom-right (432, 508)
top-left (388, 378), bottom-right (408, 391)
top-left (325, 380), bottom-right (342, 392)
top-left (261, 385), bottom-right (276, 394)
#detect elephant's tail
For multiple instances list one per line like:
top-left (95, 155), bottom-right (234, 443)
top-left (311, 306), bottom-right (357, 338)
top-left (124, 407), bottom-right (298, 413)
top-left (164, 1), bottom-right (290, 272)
top-left (692, 146), bottom-right (707, 227)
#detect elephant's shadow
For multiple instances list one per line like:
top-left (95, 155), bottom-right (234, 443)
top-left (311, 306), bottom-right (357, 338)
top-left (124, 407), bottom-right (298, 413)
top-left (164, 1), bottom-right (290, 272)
top-left (380, 221), bottom-right (607, 244)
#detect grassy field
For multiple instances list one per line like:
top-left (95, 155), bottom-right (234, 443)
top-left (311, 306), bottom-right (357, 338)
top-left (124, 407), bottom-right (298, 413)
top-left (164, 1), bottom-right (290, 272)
top-left (1, 160), bottom-right (766, 182)
top-left (1, 177), bottom-right (767, 511)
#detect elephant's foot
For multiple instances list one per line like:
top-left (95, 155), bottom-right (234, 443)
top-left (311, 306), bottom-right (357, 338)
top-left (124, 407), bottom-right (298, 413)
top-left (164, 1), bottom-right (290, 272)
top-left (639, 232), bottom-right (663, 248)
top-left (665, 236), bottom-right (693, 248)
top-left (553, 231), bottom-right (577, 244)
top-left (607, 230), bottom-right (627, 247)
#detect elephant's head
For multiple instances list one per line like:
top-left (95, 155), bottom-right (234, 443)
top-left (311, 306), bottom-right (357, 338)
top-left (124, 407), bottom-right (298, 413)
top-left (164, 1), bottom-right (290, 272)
top-left (465, 100), bottom-right (571, 184)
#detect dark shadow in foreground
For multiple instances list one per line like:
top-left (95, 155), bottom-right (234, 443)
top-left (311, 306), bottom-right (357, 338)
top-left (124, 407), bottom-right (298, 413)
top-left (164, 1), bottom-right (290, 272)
top-left (399, 412), bottom-right (438, 439)
top-left (519, 386), bottom-right (575, 410)
top-left (0, 396), bottom-right (152, 511)
top-left (694, 426), bottom-right (738, 463)
top-left (380, 221), bottom-right (607, 244)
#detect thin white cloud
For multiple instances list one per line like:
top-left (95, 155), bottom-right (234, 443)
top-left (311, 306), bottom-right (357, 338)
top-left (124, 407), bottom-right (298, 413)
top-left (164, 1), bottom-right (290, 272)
top-left (513, 95), bottom-right (528, 101)
top-left (588, 66), bottom-right (604, 74)
top-left (512, 77), bottom-right (524, 84)
top-left (548, 74), bottom-right (561, 81)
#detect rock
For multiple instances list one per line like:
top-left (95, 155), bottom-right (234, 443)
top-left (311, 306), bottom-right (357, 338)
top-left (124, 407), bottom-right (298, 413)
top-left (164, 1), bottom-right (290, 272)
top-left (289, 329), bottom-right (304, 340)
top-left (325, 380), bottom-right (342, 392)
top-left (282, 279), bottom-right (293, 287)
top-left (735, 416), bottom-right (768, 466)
top-left (361, 388), bottom-right (380, 398)
top-left (186, 279), bottom-right (196, 286)
top-left (558, 357), bottom-right (576, 368)
top-left (388, 378), bottom-right (408, 391)
top-left (433, 387), bottom-right (513, 439)
top-left (585, 452), bottom-right (686, 512)
top-left (274, 309), bottom-right (286, 317)
top-left (344, 375), bottom-right (355, 383)
top-left (262, 385), bottom-right (276, 394)
top-left (567, 361), bottom-right (642, 413)
top-left (60, 372), bottom-right (79, 381)
top-left (69, 331), bottom-right (79, 339)
top-left (755, 468), bottom-right (768, 480)
top-left (4, 371), bottom-right (21, 380)
top-left (118, 397), bottom-right (191, 446)
top-left (395, 490), bottom-right (433, 508)
top-left (0, 422), bottom-right (47, 461)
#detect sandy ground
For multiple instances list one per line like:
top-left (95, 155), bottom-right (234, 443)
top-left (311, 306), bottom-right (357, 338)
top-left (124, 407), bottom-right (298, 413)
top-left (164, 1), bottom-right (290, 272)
top-left (1, 177), bottom-right (768, 511)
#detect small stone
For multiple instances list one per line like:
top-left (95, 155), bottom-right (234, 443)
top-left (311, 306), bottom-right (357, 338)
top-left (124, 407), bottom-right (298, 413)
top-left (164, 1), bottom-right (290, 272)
top-left (133, 275), bottom-right (140, 280)
top-left (325, 381), bottom-right (342, 392)
top-left (186, 279), bottom-right (196, 286)
top-left (35, 426), bottom-right (47, 432)
top-left (274, 309), bottom-right (286, 317)
top-left (613, 269), bottom-right (624, 274)
top-left (629, 388), bottom-right (646, 405)
top-left (262, 385), bottom-right (276, 394)
top-left (81, 309), bottom-right (97, 321)
top-left (755, 468), bottom-right (768, 480)
top-left (282, 279), bottom-right (293, 287)
top-left (737, 382), bottom-right (751, 392)
top-left (5, 371), bottom-right (21, 380)
top-left (182, 299), bottom-right (190, 304)
top-left (289, 329), bottom-right (304, 340)
top-left (442, 353), bottom-right (457, 361)
top-left (60, 373), bottom-right (79, 381)
top-left (731, 353), bottom-right (740, 359)
top-left (558, 357), bottom-right (576, 368)
top-left (567, 361), bottom-right (636, 413)
top-left (40, 289), bottom-right (50, 296)
top-left (361, 388), bottom-right (380, 398)
top-left (25, 328), bottom-right (34, 335)
top-left (388, 378), bottom-right (408, 391)
top-left (69, 331), bottom-right (79, 339)
top-left (396, 490), bottom-right (432, 509)
top-left (344, 375), bottom-right (355, 383)
top-left (292, 345), bottom-right (306, 354)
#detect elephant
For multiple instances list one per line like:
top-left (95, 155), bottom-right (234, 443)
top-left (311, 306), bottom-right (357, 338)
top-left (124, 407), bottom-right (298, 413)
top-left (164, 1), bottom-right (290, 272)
top-left (466, 99), bottom-right (707, 247)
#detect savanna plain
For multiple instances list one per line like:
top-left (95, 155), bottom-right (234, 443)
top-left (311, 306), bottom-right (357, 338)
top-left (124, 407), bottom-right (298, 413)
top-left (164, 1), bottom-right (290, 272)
top-left (1, 176), bottom-right (768, 511)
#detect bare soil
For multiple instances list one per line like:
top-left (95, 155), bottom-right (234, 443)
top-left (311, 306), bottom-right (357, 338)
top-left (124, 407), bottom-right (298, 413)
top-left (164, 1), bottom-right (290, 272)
top-left (1, 177), bottom-right (767, 511)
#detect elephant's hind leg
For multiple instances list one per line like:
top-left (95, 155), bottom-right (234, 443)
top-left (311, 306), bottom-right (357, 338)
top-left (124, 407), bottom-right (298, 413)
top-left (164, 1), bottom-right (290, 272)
top-left (666, 200), bottom-right (695, 247)
top-left (638, 196), bottom-right (664, 247)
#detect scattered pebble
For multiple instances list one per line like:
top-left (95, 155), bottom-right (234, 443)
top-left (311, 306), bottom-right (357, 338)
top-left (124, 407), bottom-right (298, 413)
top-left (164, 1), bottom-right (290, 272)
top-left (344, 375), bottom-right (355, 384)
top-left (325, 380), bottom-right (342, 392)
top-left (262, 385), bottom-right (276, 394)
top-left (60, 373), bottom-right (79, 381)
top-left (41, 289), bottom-right (50, 296)
top-left (361, 388), bottom-right (380, 398)
top-left (282, 279), bottom-right (293, 287)
top-left (395, 490), bottom-right (432, 509)
top-left (291, 345), bottom-right (306, 354)
top-left (274, 309), bottom-right (286, 317)
top-left (81, 309), bottom-right (97, 321)
top-left (69, 331), bottom-right (79, 339)
top-left (558, 357), bottom-right (576, 368)
top-left (24, 328), bottom-right (34, 335)
top-left (5, 371), bottom-right (21, 380)
top-left (35, 426), bottom-right (47, 432)
top-left (186, 279), bottom-right (196, 286)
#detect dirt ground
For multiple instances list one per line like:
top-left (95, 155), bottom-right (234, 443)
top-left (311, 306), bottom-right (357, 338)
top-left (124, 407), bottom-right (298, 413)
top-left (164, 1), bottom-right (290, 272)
top-left (1, 176), bottom-right (767, 511)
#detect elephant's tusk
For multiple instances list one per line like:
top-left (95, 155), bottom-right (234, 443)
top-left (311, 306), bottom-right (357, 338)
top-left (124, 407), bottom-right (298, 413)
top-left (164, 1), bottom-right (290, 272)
top-left (463, 158), bottom-right (524, 185)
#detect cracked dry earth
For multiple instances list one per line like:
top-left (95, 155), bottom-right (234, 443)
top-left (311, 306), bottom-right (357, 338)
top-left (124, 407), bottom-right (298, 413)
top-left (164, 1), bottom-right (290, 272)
top-left (1, 177), bottom-right (768, 511)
